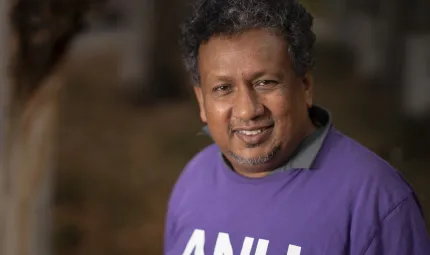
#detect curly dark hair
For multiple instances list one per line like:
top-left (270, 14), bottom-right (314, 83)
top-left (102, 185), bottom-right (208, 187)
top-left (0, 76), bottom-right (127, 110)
top-left (180, 0), bottom-right (316, 85)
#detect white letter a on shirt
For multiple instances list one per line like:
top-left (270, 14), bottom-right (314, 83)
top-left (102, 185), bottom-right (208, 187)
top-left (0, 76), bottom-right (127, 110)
top-left (182, 229), bottom-right (205, 255)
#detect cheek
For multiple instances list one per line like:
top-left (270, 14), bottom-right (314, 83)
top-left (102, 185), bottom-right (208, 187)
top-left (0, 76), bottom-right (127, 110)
top-left (204, 100), bottom-right (232, 127)
top-left (263, 92), bottom-right (292, 117)
top-left (263, 94), bottom-right (296, 135)
top-left (204, 102), bottom-right (232, 148)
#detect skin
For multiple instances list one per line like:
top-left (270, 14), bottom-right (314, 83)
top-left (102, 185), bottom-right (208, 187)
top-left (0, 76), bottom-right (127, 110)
top-left (194, 28), bottom-right (316, 178)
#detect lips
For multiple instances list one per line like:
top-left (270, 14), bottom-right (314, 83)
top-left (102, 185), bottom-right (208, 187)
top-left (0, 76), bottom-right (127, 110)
top-left (236, 127), bottom-right (270, 135)
top-left (233, 125), bottom-right (274, 145)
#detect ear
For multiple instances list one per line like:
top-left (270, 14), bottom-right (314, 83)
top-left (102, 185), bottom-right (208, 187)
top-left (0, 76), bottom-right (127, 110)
top-left (193, 86), bottom-right (207, 123)
top-left (302, 72), bottom-right (314, 108)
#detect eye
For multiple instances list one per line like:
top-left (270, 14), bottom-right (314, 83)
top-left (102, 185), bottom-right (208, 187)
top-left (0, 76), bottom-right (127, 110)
top-left (212, 84), bottom-right (232, 93)
top-left (255, 80), bottom-right (279, 88)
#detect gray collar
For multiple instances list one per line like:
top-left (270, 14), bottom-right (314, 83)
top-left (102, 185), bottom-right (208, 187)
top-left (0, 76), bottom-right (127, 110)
top-left (199, 105), bottom-right (332, 171)
top-left (275, 105), bottom-right (331, 171)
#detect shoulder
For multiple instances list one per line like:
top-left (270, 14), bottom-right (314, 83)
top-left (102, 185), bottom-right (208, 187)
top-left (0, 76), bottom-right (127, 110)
top-left (181, 143), bottom-right (220, 177)
top-left (321, 129), bottom-right (426, 252)
top-left (167, 143), bottom-right (219, 203)
top-left (323, 128), bottom-right (415, 210)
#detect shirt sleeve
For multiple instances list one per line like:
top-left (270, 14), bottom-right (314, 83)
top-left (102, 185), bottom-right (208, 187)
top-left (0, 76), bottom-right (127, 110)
top-left (164, 171), bottom-right (186, 254)
top-left (164, 201), bottom-right (175, 254)
top-left (363, 194), bottom-right (430, 255)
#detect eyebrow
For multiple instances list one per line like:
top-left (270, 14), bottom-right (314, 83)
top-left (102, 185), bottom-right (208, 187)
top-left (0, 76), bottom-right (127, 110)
top-left (204, 73), bottom-right (233, 85)
top-left (210, 70), bottom-right (270, 80)
top-left (247, 70), bottom-right (270, 81)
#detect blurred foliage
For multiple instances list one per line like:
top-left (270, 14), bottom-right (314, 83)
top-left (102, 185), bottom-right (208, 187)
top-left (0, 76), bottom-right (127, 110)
top-left (10, 0), bottom-right (108, 101)
top-left (54, 223), bottom-right (83, 252)
top-left (300, 0), bottom-right (327, 17)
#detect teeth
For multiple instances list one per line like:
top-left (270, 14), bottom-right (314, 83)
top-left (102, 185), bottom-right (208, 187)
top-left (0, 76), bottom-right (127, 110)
top-left (238, 129), bottom-right (264, 135)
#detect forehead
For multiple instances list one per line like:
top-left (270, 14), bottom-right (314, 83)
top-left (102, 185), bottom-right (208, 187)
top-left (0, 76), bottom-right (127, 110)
top-left (197, 29), bottom-right (291, 78)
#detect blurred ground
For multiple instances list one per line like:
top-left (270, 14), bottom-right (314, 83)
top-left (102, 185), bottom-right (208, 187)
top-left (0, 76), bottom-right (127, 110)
top-left (53, 39), bottom-right (430, 255)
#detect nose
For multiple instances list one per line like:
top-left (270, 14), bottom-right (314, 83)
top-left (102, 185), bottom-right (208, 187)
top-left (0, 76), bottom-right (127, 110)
top-left (232, 86), bottom-right (264, 121)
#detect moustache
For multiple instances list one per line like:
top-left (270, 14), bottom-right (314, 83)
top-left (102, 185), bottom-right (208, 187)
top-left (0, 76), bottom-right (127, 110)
top-left (229, 120), bottom-right (275, 132)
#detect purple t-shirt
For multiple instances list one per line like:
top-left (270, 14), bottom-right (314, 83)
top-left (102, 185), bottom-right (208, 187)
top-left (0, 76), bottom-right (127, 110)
top-left (164, 127), bottom-right (430, 254)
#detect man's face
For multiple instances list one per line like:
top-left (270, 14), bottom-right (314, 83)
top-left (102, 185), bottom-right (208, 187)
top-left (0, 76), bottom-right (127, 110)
top-left (194, 28), bottom-right (314, 176)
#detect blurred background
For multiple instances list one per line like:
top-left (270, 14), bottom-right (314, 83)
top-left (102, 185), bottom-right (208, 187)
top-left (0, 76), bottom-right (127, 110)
top-left (0, 0), bottom-right (429, 254)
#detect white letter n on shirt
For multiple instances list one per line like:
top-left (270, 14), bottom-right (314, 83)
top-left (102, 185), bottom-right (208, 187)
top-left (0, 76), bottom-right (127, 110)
top-left (286, 244), bottom-right (301, 255)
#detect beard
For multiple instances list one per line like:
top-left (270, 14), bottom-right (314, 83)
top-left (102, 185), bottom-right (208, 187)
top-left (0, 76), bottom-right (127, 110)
top-left (227, 145), bottom-right (281, 166)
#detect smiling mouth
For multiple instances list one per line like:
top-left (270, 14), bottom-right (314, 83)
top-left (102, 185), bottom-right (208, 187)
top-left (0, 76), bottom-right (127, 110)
top-left (233, 124), bottom-right (274, 146)
top-left (236, 126), bottom-right (273, 136)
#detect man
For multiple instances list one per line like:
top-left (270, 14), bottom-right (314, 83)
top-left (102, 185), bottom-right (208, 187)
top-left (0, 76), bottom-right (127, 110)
top-left (164, 0), bottom-right (430, 254)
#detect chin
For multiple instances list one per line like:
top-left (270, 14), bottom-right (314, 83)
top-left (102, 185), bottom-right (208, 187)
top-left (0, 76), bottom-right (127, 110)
top-left (228, 145), bottom-right (281, 167)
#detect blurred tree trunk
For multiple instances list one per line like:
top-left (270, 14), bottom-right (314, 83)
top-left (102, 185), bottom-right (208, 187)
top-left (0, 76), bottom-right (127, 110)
top-left (1, 0), bottom-right (96, 253)
top-left (119, 0), bottom-right (189, 105)
top-left (120, 0), bottom-right (155, 99)
top-left (0, 0), bottom-right (11, 252)
top-left (0, 1), bottom-right (61, 250)
top-left (399, 0), bottom-right (430, 159)
top-left (2, 75), bottom-right (60, 255)
top-left (400, 0), bottom-right (430, 118)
